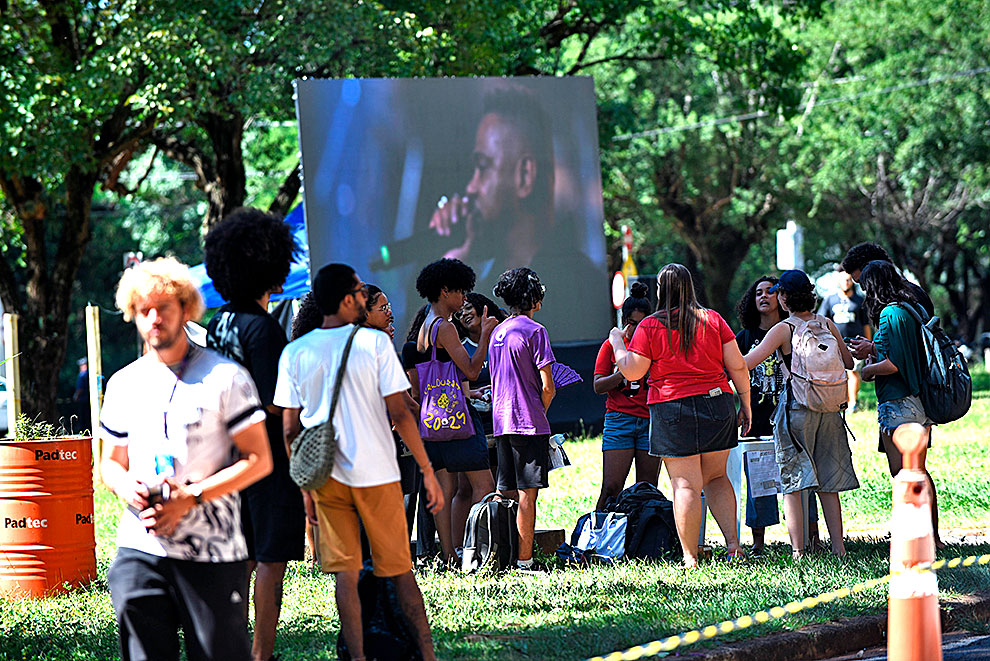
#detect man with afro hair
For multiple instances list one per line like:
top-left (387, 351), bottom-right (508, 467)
top-left (204, 207), bottom-right (303, 661)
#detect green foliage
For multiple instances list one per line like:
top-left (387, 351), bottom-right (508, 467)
top-left (794, 0), bottom-right (990, 332)
top-left (596, 2), bottom-right (817, 314)
top-left (13, 413), bottom-right (68, 440)
top-left (0, 1), bottom-right (184, 187)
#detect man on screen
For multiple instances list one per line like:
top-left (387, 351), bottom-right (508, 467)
top-left (428, 86), bottom-right (554, 285)
top-left (428, 85), bottom-right (605, 328)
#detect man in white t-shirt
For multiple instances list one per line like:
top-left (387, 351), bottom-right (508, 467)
top-left (274, 263), bottom-right (443, 661)
top-left (100, 258), bottom-right (273, 661)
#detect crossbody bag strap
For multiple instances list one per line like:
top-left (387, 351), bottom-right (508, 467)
top-left (327, 325), bottom-right (361, 427)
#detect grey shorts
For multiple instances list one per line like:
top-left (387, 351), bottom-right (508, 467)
top-left (772, 398), bottom-right (859, 494)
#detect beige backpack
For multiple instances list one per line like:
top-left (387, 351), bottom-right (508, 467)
top-left (783, 315), bottom-right (848, 412)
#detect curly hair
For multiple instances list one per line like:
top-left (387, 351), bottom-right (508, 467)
top-left (493, 267), bottom-right (545, 312)
top-left (204, 207), bottom-right (298, 305)
top-left (453, 292), bottom-right (508, 339)
top-left (465, 292), bottom-right (508, 323)
top-left (290, 292), bottom-right (324, 341)
top-left (780, 289), bottom-right (817, 313)
top-left (405, 304), bottom-right (431, 344)
top-left (415, 258), bottom-right (476, 302)
top-left (115, 257), bottom-right (205, 323)
top-left (735, 276), bottom-right (782, 330)
top-left (840, 242), bottom-right (891, 276)
top-left (621, 281), bottom-right (653, 324)
top-left (860, 260), bottom-right (919, 326)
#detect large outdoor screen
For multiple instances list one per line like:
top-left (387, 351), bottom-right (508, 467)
top-left (294, 76), bottom-right (609, 344)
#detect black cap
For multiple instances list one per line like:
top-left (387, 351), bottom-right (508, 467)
top-left (769, 270), bottom-right (813, 294)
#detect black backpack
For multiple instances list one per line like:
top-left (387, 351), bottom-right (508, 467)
top-left (461, 493), bottom-right (519, 572)
top-left (337, 560), bottom-right (423, 661)
top-left (606, 482), bottom-right (680, 560)
top-left (898, 303), bottom-right (972, 424)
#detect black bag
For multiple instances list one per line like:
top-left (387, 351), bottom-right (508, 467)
top-left (461, 492), bottom-right (519, 572)
top-left (336, 560), bottom-right (423, 661)
top-left (898, 303), bottom-right (972, 424)
top-left (607, 482), bottom-right (679, 560)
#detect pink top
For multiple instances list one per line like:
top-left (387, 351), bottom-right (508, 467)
top-left (627, 309), bottom-right (735, 404)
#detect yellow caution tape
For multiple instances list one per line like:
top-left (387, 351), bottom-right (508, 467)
top-left (586, 553), bottom-right (990, 661)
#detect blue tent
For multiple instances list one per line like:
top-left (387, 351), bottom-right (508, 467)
top-left (189, 204), bottom-right (311, 308)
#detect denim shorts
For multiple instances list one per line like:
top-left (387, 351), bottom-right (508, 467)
top-left (602, 411), bottom-right (651, 452)
top-left (877, 395), bottom-right (932, 450)
top-left (649, 391), bottom-right (738, 457)
top-left (424, 434), bottom-right (490, 473)
top-left (878, 395), bottom-right (931, 434)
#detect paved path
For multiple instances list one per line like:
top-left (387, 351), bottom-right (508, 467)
top-left (822, 630), bottom-right (990, 660)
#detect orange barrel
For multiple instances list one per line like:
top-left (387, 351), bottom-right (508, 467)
top-left (0, 437), bottom-right (97, 597)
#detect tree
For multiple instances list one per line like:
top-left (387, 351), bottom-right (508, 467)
top-left (797, 0), bottom-right (990, 336)
top-left (595, 2), bottom-right (823, 316)
top-left (140, 0), bottom-right (426, 228)
top-left (0, 1), bottom-right (184, 420)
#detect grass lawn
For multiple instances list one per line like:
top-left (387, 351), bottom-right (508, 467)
top-left (2, 395), bottom-right (989, 660)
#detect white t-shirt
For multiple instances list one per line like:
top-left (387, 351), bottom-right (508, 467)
top-left (274, 325), bottom-right (408, 487)
top-left (99, 344), bottom-right (266, 562)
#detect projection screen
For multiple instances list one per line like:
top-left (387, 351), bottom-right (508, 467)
top-left (294, 76), bottom-right (610, 344)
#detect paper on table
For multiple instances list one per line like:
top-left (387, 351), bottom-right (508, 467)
top-left (746, 450), bottom-right (782, 497)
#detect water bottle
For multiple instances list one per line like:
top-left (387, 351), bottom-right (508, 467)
top-left (148, 454), bottom-right (175, 506)
top-left (154, 454), bottom-right (175, 478)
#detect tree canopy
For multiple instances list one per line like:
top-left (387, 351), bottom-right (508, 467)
top-left (2, 0), bottom-right (988, 419)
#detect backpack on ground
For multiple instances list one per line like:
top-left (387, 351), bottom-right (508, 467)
top-left (336, 560), bottom-right (423, 661)
top-left (461, 493), bottom-right (519, 572)
top-left (606, 482), bottom-right (680, 561)
top-left (897, 303), bottom-right (972, 424)
top-left (785, 315), bottom-right (848, 412)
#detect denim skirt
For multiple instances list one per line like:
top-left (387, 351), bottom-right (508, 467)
top-left (649, 391), bottom-right (738, 457)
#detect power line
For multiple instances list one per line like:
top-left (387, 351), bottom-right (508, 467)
top-left (613, 65), bottom-right (990, 142)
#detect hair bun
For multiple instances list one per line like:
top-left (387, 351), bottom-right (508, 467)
top-left (629, 281), bottom-right (649, 298)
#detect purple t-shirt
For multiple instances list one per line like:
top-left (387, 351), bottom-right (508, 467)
top-left (489, 315), bottom-right (556, 436)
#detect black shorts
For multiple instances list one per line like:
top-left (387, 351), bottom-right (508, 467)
top-left (495, 434), bottom-right (550, 491)
top-left (241, 460), bottom-right (306, 563)
top-left (108, 547), bottom-right (250, 661)
top-left (424, 433), bottom-right (490, 473)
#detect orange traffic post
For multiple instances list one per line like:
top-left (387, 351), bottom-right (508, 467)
top-left (887, 422), bottom-right (941, 661)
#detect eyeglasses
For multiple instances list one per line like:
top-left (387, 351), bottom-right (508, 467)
top-left (372, 302), bottom-right (391, 314)
top-left (349, 283), bottom-right (368, 297)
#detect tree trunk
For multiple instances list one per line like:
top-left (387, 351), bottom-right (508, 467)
top-left (0, 168), bottom-right (95, 423)
top-left (201, 110), bottom-right (246, 230)
top-left (269, 161), bottom-right (301, 218)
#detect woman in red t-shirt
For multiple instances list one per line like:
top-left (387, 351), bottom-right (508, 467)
top-left (610, 264), bottom-right (752, 567)
top-left (593, 281), bottom-right (658, 510)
